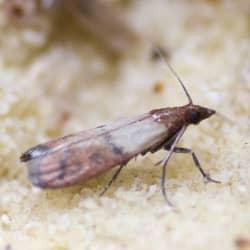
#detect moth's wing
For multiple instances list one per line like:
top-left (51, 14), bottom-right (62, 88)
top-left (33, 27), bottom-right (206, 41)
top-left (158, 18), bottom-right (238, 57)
top-left (21, 114), bottom-right (168, 188)
top-left (65, 0), bottom-right (139, 53)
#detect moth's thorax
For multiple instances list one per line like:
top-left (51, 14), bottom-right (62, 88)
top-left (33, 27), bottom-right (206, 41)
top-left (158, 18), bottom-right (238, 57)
top-left (150, 107), bottom-right (186, 136)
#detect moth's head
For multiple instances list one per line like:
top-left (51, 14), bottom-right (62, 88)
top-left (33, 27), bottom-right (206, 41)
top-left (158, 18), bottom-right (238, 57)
top-left (185, 104), bottom-right (215, 125)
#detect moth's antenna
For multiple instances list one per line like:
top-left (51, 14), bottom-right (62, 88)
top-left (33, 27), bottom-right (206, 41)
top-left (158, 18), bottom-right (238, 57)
top-left (152, 46), bottom-right (193, 104)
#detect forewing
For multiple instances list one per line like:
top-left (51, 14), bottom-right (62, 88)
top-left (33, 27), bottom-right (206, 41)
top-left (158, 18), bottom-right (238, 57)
top-left (21, 113), bottom-right (168, 188)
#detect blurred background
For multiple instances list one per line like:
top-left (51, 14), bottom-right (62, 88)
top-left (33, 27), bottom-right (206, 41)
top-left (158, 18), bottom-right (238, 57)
top-left (0, 1), bottom-right (249, 249)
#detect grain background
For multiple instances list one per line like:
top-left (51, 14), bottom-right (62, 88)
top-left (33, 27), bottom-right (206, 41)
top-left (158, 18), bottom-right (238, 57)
top-left (0, 0), bottom-right (249, 250)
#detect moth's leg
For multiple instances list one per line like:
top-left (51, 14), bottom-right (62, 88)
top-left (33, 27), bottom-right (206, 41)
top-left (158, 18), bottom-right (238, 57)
top-left (154, 134), bottom-right (177, 166)
top-left (160, 127), bottom-right (186, 206)
top-left (164, 146), bottom-right (220, 184)
top-left (99, 165), bottom-right (125, 196)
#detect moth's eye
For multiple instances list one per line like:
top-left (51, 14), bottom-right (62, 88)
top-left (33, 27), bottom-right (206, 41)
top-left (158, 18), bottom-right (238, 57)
top-left (186, 110), bottom-right (200, 124)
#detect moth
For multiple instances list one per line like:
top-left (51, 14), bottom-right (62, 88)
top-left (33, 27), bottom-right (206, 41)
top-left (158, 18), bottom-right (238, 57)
top-left (20, 53), bottom-right (220, 205)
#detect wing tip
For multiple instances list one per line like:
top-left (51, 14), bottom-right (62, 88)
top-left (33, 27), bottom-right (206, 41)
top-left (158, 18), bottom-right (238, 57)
top-left (20, 151), bottom-right (31, 162)
top-left (20, 144), bottom-right (50, 162)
